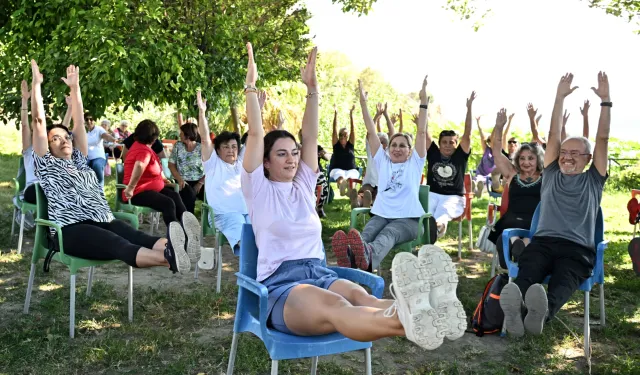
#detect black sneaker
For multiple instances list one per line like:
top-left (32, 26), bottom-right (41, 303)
top-left (165, 222), bottom-right (190, 274)
top-left (181, 212), bottom-right (202, 263)
top-left (428, 216), bottom-right (438, 245)
top-left (511, 238), bottom-right (526, 263)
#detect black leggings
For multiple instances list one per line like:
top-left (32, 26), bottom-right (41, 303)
top-left (23, 184), bottom-right (36, 204)
top-left (131, 187), bottom-right (187, 226)
top-left (180, 180), bottom-right (205, 214)
top-left (61, 220), bottom-right (160, 267)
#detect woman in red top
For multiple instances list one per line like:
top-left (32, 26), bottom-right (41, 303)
top-left (123, 120), bottom-right (187, 226)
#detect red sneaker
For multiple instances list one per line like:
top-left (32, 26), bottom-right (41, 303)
top-left (627, 198), bottom-right (639, 225)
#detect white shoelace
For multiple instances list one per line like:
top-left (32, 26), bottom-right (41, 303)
top-left (383, 284), bottom-right (399, 318)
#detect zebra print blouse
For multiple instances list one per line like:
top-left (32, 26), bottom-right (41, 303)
top-left (33, 149), bottom-right (114, 228)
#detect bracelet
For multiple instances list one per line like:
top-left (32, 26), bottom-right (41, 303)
top-left (244, 88), bottom-right (258, 95)
top-left (600, 102), bottom-right (612, 107)
top-left (306, 92), bottom-right (320, 98)
top-left (419, 104), bottom-right (428, 110)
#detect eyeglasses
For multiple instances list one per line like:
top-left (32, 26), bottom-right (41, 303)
top-left (50, 134), bottom-right (73, 143)
top-left (560, 150), bottom-right (590, 158)
top-left (508, 140), bottom-right (519, 144)
top-left (390, 143), bottom-right (410, 149)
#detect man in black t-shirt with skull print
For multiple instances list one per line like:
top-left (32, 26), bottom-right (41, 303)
top-left (426, 91), bottom-right (475, 242)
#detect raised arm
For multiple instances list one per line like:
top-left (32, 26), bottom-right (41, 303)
top-left (374, 103), bottom-right (383, 133)
top-left (62, 96), bottom-right (72, 128)
top-left (300, 47), bottom-right (320, 172)
top-left (383, 103), bottom-right (396, 138)
top-left (62, 65), bottom-right (87, 156)
top-left (30, 60), bottom-right (48, 157)
top-left (348, 102), bottom-right (356, 145)
top-left (358, 80), bottom-right (381, 157)
top-left (460, 91), bottom-right (476, 153)
top-left (545, 73), bottom-right (578, 167)
top-left (580, 99), bottom-right (590, 138)
top-left (492, 108), bottom-right (517, 180)
top-left (561, 110), bottom-right (570, 142)
top-left (502, 113), bottom-right (514, 152)
top-left (415, 75), bottom-right (429, 158)
top-left (591, 72), bottom-right (610, 176)
top-left (475, 116), bottom-right (486, 153)
top-left (242, 42), bottom-right (264, 173)
top-left (276, 110), bottom-right (285, 130)
top-left (177, 112), bottom-right (184, 127)
top-left (331, 105), bottom-right (338, 146)
top-left (527, 103), bottom-right (544, 145)
top-left (20, 80), bottom-right (31, 151)
top-left (398, 108), bottom-right (404, 134)
top-left (196, 90), bottom-right (213, 161)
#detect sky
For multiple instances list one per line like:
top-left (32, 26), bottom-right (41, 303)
top-left (306, 0), bottom-right (640, 141)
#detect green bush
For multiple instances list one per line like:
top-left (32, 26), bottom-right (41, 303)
top-left (605, 166), bottom-right (640, 192)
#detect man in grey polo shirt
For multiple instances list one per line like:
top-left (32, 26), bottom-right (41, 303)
top-left (500, 72), bottom-right (611, 337)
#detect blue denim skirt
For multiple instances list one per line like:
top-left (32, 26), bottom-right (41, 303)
top-left (262, 258), bottom-right (339, 334)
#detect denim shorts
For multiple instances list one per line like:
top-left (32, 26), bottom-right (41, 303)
top-left (262, 258), bottom-right (339, 334)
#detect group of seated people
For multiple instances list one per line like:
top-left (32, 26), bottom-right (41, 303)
top-left (15, 45), bottom-right (612, 350)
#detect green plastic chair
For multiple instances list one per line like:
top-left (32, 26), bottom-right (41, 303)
top-left (114, 162), bottom-right (178, 235)
top-left (200, 192), bottom-right (229, 293)
top-left (23, 183), bottom-right (139, 338)
top-left (349, 185), bottom-right (432, 258)
top-left (12, 156), bottom-right (38, 254)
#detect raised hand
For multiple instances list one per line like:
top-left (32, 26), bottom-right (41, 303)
top-left (245, 42), bottom-right (258, 86)
top-left (562, 110), bottom-right (570, 126)
top-left (357, 80), bottom-right (368, 105)
top-left (412, 113), bottom-right (419, 126)
top-left (31, 60), bottom-right (43, 85)
top-left (494, 108), bottom-right (507, 130)
top-left (61, 65), bottom-right (80, 89)
top-left (556, 73), bottom-right (578, 98)
top-left (508, 113), bottom-right (515, 121)
top-left (591, 71), bottom-right (610, 101)
top-left (258, 90), bottom-right (267, 110)
top-left (21, 80), bottom-right (31, 100)
top-left (374, 103), bottom-right (384, 119)
top-left (390, 113), bottom-right (398, 125)
top-left (466, 90), bottom-right (476, 108)
top-left (526, 103), bottom-right (538, 119)
top-left (383, 102), bottom-right (388, 115)
top-left (419, 75), bottom-right (429, 103)
top-left (580, 99), bottom-right (590, 115)
top-left (196, 90), bottom-right (207, 111)
top-left (475, 115), bottom-right (481, 122)
top-left (277, 110), bottom-right (285, 128)
top-left (300, 46), bottom-right (318, 90)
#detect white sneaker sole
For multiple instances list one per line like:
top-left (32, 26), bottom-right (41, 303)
top-left (169, 222), bottom-right (191, 274)
top-left (500, 283), bottom-right (525, 337)
top-left (417, 245), bottom-right (467, 340)
top-left (524, 284), bottom-right (548, 335)
top-left (392, 252), bottom-right (446, 350)
top-left (181, 212), bottom-right (202, 263)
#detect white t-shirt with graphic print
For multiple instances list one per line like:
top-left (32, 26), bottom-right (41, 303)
top-left (371, 148), bottom-right (426, 219)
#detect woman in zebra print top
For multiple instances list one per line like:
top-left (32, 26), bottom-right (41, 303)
top-left (29, 60), bottom-right (198, 274)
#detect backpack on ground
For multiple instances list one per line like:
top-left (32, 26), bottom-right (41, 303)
top-left (472, 273), bottom-right (509, 336)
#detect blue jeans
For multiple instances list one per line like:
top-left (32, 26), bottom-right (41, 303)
top-left (88, 157), bottom-right (107, 185)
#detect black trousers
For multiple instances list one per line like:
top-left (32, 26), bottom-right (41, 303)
top-left (489, 213), bottom-right (533, 269)
top-left (179, 180), bottom-right (205, 214)
top-left (131, 187), bottom-right (187, 226)
top-left (23, 184), bottom-right (36, 204)
top-left (61, 220), bottom-right (160, 267)
top-left (514, 236), bottom-right (595, 319)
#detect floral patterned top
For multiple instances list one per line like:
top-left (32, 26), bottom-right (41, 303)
top-left (169, 141), bottom-right (204, 181)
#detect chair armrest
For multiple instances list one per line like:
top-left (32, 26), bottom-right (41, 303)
top-left (115, 184), bottom-right (133, 206)
top-left (235, 273), bottom-right (269, 335)
top-left (12, 178), bottom-right (20, 198)
top-left (416, 213), bottom-right (433, 246)
top-left (349, 207), bottom-right (371, 229)
top-left (166, 183), bottom-right (179, 192)
top-left (328, 267), bottom-right (385, 298)
top-left (593, 240), bottom-right (608, 283)
top-left (113, 212), bottom-right (140, 229)
top-left (35, 219), bottom-right (65, 256)
top-left (501, 229), bottom-right (531, 271)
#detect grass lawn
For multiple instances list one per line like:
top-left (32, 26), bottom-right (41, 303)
top-left (1, 126), bottom-right (639, 374)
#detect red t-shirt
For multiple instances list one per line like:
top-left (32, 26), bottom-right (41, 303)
top-left (122, 141), bottom-right (165, 201)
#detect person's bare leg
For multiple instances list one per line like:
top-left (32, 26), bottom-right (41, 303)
top-left (152, 238), bottom-right (168, 251)
top-left (283, 284), bottom-right (404, 341)
top-left (329, 279), bottom-right (394, 310)
top-left (135, 248), bottom-right (168, 267)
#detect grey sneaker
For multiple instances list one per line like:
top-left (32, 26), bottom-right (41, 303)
top-left (524, 283), bottom-right (548, 335)
top-left (165, 222), bottom-right (190, 274)
top-left (417, 245), bottom-right (467, 340)
top-left (500, 282), bottom-right (525, 337)
top-left (181, 212), bottom-right (202, 263)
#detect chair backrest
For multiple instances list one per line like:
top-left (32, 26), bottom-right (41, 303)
top-left (239, 223), bottom-right (259, 279)
top-left (115, 163), bottom-right (126, 203)
top-left (17, 156), bottom-right (26, 190)
top-left (161, 158), bottom-right (173, 179)
top-left (528, 203), bottom-right (604, 245)
top-left (34, 183), bottom-right (48, 221)
top-left (463, 173), bottom-right (473, 220)
top-left (499, 183), bottom-right (510, 217)
top-left (418, 184), bottom-right (430, 213)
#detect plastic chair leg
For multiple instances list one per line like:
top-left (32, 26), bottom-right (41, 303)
top-left (216, 244), bottom-right (223, 293)
top-left (310, 357), bottom-right (318, 375)
top-left (226, 332), bottom-right (239, 375)
top-left (23, 263), bottom-right (36, 314)
top-left (365, 347), bottom-right (372, 375)
top-left (584, 291), bottom-right (590, 359)
top-left (11, 207), bottom-right (16, 237)
top-left (128, 266), bottom-right (133, 322)
top-left (599, 284), bottom-right (605, 326)
top-left (458, 221), bottom-right (462, 259)
top-left (86, 266), bottom-right (95, 296)
top-left (70, 274), bottom-right (76, 338)
top-left (468, 219), bottom-right (473, 250)
top-left (271, 360), bottom-right (279, 375)
top-left (17, 212), bottom-right (26, 254)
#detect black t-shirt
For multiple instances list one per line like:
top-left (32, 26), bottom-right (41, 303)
top-left (123, 134), bottom-right (164, 154)
top-left (502, 149), bottom-right (512, 161)
top-left (426, 142), bottom-right (470, 196)
top-left (329, 141), bottom-right (357, 171)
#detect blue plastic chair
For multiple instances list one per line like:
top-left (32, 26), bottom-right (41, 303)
top-left (226, 224), bottom-right (384, 375)
top-left (500, 204), bottom-right (607, 359)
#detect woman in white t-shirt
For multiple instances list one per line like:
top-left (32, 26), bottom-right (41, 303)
top-left (238, 43), bottom-right (455, 350)
top-left (85, 113), bottom-right (116, 185)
